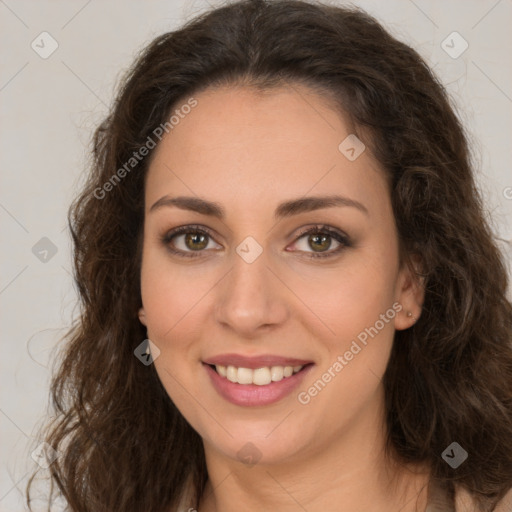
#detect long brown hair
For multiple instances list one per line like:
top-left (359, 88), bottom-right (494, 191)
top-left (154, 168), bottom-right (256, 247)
top-left (26, 1), bottom-right (512, 510)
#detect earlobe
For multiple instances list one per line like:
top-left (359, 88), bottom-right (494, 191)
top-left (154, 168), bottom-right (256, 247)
top-left (138, 307), bottom-right (147, 326)
top-left (394, 254), bottom-right (425, 331)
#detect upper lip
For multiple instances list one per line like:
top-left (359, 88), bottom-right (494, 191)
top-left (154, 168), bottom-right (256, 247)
top-left (203, 353), bottom-right (313, 369)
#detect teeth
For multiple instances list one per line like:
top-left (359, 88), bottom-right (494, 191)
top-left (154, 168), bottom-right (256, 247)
top-left (226, 365), bottom-right (237, 382)
top-left (237, 367), bottom-right (254, 385)
top-left (270, 366), bottom-right (283, 381)
top-left (214, 364), bottom-right (304, 385)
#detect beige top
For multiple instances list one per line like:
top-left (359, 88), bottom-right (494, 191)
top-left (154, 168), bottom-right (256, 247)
top-left (453, 486), bottom-right (512, 512)
top-left (428, 479), bottom-right (512, 511)
top-left (178, 476), bottom-right (512, 511)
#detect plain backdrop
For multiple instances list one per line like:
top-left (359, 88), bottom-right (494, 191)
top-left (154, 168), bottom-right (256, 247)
top-left (1, 0), bottom-right (511, 510)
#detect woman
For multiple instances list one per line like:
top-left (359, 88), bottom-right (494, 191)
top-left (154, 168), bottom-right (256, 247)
top-left (26, 0), bottom-right (512, 511)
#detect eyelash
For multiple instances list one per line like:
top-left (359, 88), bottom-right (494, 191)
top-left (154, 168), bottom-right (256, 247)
top-left (160, 224), bottom-right (352, 260)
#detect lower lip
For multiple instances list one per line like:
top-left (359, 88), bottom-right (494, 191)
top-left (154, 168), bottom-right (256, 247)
top-left (203, 363), bottom-right (314, 407)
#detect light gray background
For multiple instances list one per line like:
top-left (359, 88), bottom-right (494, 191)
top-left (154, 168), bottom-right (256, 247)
top-left (1, 0), bottom-right (511, 510)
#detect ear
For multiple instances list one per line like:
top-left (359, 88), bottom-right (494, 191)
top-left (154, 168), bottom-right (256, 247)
top-left (394, 253), bottom-right (425, 331)
top-left (138, 306), bottom-right (147, 327)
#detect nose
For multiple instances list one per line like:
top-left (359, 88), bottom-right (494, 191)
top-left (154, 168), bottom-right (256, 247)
top-left (214, 248), bottom-right (289, 338)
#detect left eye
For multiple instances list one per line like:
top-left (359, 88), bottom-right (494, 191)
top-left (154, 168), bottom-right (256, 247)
top-left (161, 224), bottom-right (351, 259)
top-left (290, 226), bottom-right (351, 259)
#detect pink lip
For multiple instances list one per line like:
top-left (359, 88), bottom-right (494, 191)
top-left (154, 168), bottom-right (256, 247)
top-left (203, 353), bottom-right (313, 369)
top-left (203, 362), bottom-right (315, 407)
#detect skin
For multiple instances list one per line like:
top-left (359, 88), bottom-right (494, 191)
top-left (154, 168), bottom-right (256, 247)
top-left (138, 84), bottom-right (428, 512)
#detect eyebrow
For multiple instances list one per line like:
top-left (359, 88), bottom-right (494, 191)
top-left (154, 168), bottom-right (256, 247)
top-left (149, 194), bottom-right (369, 220)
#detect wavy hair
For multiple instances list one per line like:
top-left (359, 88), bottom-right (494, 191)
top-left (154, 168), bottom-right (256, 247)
top-left (26, 0), bottom-right (512, 510)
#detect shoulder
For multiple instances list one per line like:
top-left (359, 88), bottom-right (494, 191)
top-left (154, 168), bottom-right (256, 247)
top-left (454, 486), bottom-right (512, 512)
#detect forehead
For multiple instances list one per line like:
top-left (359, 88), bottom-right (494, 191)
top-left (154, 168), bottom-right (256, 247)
top-left (144, 85), bottom-right (387, 216)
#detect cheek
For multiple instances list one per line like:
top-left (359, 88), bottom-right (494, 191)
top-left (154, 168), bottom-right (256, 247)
top-left (140, 245), bottom-right (208, 341)
top-left (293, 245), bottom-right (398, 410)
top-left (289, 249), bottom-right (398, 341)
top-left (298, 290), bottom-right (396, 436)
top-left (139, 247), bottom-right (219, 407)
top-left (316, 268), bottom-right (396, 378)
top-left (140, 254), bottom-right (205, 407)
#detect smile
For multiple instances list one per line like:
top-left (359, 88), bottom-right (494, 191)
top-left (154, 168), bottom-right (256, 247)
top-left (203, 362), bottom-right (314, 406)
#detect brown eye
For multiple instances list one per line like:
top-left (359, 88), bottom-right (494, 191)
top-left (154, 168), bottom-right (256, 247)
top-left (161, 225), bottom-right (220, 258)
top-left (292, 225), bottom-right (352, 259)
top-left (307, 233), bottom-right (333, 252)
top-left (183, 232), bottom-right (209, 251)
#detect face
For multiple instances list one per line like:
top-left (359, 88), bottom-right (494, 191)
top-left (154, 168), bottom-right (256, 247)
top-left (138, 84), bottom-right (423, 468)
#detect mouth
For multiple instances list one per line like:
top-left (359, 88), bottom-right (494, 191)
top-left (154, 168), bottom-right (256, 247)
top-left (202, 361), bottom-right (315, 407)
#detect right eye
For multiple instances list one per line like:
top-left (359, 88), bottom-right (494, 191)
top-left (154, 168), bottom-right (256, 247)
top-left (161, 225), bottom-right (221, 258)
